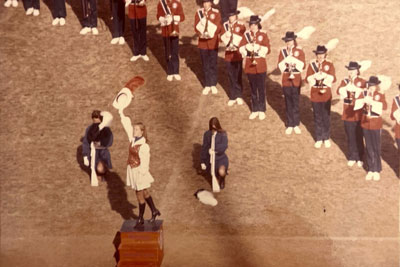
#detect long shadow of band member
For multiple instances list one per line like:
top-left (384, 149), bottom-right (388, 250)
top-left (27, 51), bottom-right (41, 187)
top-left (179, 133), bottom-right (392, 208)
top-left (200, 117), bottom-right (228, 189)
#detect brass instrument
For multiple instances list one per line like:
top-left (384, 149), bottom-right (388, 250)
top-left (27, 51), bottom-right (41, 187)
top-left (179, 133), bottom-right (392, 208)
top-left (201, 11), bottom-right (211, 39)
top-left (226, 23), bottom-right (236, 51)
top-left (250, 34), bottom-right (257, 66)
top-left (170, 15), bottom-right (179, 37)
top-left (315, 62), bottom-right (326, 93)
top-left (286, 46), bottom-right (296, 80)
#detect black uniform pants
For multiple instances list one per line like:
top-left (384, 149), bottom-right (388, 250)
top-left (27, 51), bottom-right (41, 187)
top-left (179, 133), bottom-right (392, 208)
top-left (82, 0), bottom-right (97, 27)
top-left (199, 48), bottom-right (218, 87)
top-left (23, 0), bottom-right (39, 9)
top-left (130, 17), bottom-right (147, 56)
top-left (344, 120), bottom-right (364, 161)
top-left (225, 60), bottom-right (243, 100)
top-left (363, 128), bottom-right (382, 172)
top-left (283, 86), bottom-right (300, 127)
top-left (111, 0), bottom-right (125, 38)
top-left (247, 72), bottom-right (266, 112)
top-left (312, 100), bottom-right (331, 141)
top-left (53, 0), bottom-right (66, 18)
top-left (163, 36), bottom-right (179, 75)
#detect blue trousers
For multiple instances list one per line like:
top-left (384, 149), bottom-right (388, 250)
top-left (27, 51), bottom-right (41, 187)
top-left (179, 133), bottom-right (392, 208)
top-left (312, 100), bottom-right (331, 141)
top-left (363, 128), bottom-right (382, 172)
top-left (163, 37), bottom-right (179, 75)
top-left (283, 86), bottom-right (300, 127)
top-left (23, 0), bottom-right (39, 9)
top-left (82, 0), bottom-right (97, 27)
top-left (344, 120), bottom-right (364, 161)
top-left (111, 0), bottom-right (125, 38)
top-left (52, 0), bottom-right (66, 18)
top-left (247, 72), bottom-right (266, 112)
top-left (199, 49), bottom-right (218, 87)
top-left (226, 61), bottom-right (243, 100)
top-left (130, 17), bottom-right (147, 56)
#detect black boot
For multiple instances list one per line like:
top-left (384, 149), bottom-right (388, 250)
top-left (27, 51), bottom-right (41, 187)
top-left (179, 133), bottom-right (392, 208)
top-left (145, 196), bottom-right (161, 223)
top-left (219, 176), bottom-right (225, 189)
top-left (134, 203), bottom-right (145, 228)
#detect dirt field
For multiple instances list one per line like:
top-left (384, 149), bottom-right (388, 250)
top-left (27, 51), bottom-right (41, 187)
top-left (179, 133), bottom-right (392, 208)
top-left (1, 0), bottom-right (399, 266)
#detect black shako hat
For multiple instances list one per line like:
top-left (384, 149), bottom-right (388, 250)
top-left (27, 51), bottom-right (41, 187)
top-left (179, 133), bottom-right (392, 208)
top-left (366, 76), bottom-right (381, 86)
top-left (202, 0), bottom-right (212, 3)
top-left (345, 61), bottom-right (361, 70)
top-left (313, 45), bottom-right (328, 54)
top-left (227, 10), bottom-right (240, 17)
top-left (248, 15), bottom-right (261, 25)
top-left (282, 31), bottom-right (297, 41)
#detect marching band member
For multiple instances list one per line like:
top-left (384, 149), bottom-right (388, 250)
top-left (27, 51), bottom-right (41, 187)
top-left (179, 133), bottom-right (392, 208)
top-left (82, 110), bottom-right (114, 182)
top-left (51, 0), bottom-right (67, 26)
top-left (213, 0), bottom-right (238, 23)
top-left (390, 84), bottom-right (400, 160)
top-left (220, 10), bottom-right (245, 106)
top-left (354, 76), bottom-right (387, 181)
top-left (4, 0), bottom-right (18, 7)
top-left (277, 31), bottom-right (306, 134)
top-left (127, 0), bottom-right (149, 62)
top-left (194, 0), bottom-right (222, 95)
top-left (110, 0), bottom-right (126, 45)
top-left (238, 15), bottom-right (271, 120)
top-left (23, 0), bottom-right (40, 16)
top-left (336, 61), bottom-right (366, 167)
top-left (201, 117), bottom-right (229, 190)
top-left (305, 45), bottom-right (336, 148)
top-left (157, 0), bottom-right (185, 81)
top-left (79, 0), bottom-right (98, 35)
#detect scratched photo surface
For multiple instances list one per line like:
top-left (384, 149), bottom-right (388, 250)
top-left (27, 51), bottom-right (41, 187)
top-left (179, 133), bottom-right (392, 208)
top-left (1, 0), bottom-right (399, 266)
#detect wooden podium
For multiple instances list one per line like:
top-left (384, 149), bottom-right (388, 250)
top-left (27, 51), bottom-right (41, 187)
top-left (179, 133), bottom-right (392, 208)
top-left (117, 220), bottom-right (164, 267)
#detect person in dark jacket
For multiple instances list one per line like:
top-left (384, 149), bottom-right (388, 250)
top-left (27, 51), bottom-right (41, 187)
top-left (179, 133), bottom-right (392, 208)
top-left (200, 117), bottom-right (228, 189)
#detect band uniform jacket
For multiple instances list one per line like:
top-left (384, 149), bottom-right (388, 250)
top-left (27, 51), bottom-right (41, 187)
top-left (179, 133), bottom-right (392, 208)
top-left (358, 88), bottom-right (387, 130)
top-left (194, 7), bottom-right (222, 50)
top-left (128, 0), bottom-right (147, 19)
top-left (156, 0), bottom-right (185, 37)
top-left (238, 30), bottom-right (271, 74)
top-left (220, 20), bottom-right (245, 62)
top-left (82, 124), bottom-right (113, 169)
top-left (200, 130), bottom-right (228, 170)
top-left (277, 46), bottom-right (306, 88)
top-left (336, 76), bottom-right (366, 121)
top-left (305, 59), bottom-right (336, 102)
top-left (390, 95), bottom-right (400, 139)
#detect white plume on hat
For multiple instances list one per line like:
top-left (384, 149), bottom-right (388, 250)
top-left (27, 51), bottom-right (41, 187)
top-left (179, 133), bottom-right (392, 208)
top-left (377, 75), bottom-right (392, 91)
top-left (261, 8), bottom-right (276, 23)
top-left (358, 60), bottom-right (372, 73)
top-left (100, 111), bottom-right (113, 128)
top-left (325, 38), bottom-right (339, 51)
top-left (296, 26), bottom-right (316, 40)
top-left (237, 7), bottom-right (254, 19)
top-left (194, 189), bottom-right (218, 206)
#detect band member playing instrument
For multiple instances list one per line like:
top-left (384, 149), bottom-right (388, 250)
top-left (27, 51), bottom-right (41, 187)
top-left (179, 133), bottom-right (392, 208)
top-left (278, 31), bottom-right (306, 134)
top-left (110, 0), bottom-right (126, 45)
top-left (220, 10), bottom-right (245, 106)
top-left (201, 117), bottom-right (228, 190)
top-left (195, 0), bottom-right (222, 95)
top-left (157, 0), bottom-right (185, 81)
top-left (354, 76), bottom-right (387, 181)
top-left (390, 84), bottom-right (400, 176)
top-left (305, 45), bottom-right (336, 148)
top-left (213, 0), bottom-right (238, 23)
top-left (336, 61), bottom-right (366, 167)
top-left (238, 15), bottom-right (271, 120)
top-left (127, 0), bottom-right (149, 62)
top-left (23, 0), bottom-right (40, 16)
top-left (82, 110), bottom-right (113, 182)
top-left (51, 0), bottom-right (67, 26)
top-left (79, 0), bottom-right (99, 35)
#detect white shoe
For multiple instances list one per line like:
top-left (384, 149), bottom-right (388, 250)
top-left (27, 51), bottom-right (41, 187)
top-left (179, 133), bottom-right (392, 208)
top-left (33, 9), bottom-right (39, 16)
top-left (293, 126), bottom-right (301, 134)
top-left (110, 38), bottom-right (119, 44)
top-left (372, 172), bottom-right (380, 181)
top-left (11, 0), bottom-right (17, 7)
top-left (174, 74), bottom-right (181, 81)
top-left (314, 141), bottom-right (323, 148)
top-left (365, 172), bottom-right (373, 180)
top-left (259, 112), bottom-right (266, 120)
top-left (26, 7), bottom-right (34, 15)
top-left (91, 27), bottom-right (99, 35)
top-left (357, 161), bottom-right (363, 168)
top-left (236, 98), bottom-right (244, 105)
top-left (167, 75), bottom-right (173, 81)
top-left (249, 112), bottom-right (258, 120)
top-left (118, 37), bottom-right (125, 45)
top-left (202, 87), bottom-right (211, 95)
top-left (80, 27), bottom-right (91, 35)
top-left (347, 160), bottom-right (356, 167)
top-left (52, 18), bottom-right (60, 25)
top-left (59, 18), bottom-right (66, 26)
top-left (227, 100), bottom-right (236, 106)
top-left (324, 139), bottom-right (331, 148)
top-left (285, 127), bottom-right (293, 135)
top-left (130, 55), bottom-right (140, 62)
top-left (211, 86), bottom-right (218, 94)
top-left (141, 55), bottom-right (149, 61)
top-left (4, 0), bottom-right (12, 7)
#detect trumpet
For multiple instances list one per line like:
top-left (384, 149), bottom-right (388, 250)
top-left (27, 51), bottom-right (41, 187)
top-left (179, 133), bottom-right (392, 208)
top-left (250, 39), bottom-right (258, 66)
top-left (201, 12), bottom-right (211, 39)
top-left (169, 14), bottom-right (179, 37)
top-left (226, 24), bottom-right (237, 51)
top-left (287, 63), bottom-right (296, 79)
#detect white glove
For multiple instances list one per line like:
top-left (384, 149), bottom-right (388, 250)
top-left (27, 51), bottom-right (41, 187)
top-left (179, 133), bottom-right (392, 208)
top-left (83, 156), bottom-right (89, 167)
top-left (245, 43), bottom-right (253, 52)
top-left (98, 122), bottom-right (105, 131)
top-left (125, 0), bottom-right (131, 6)
top-left (173, 15), bottom-right (181, 22)
top-left (200, 17), bottom-right (207, 26)
top-left (208, 148), bottom-right (215, 155)
top-left (364, 95), bottom-right (372, 105)
top-left (225, 31), bottom-right (232, 38)
top-left (213, 0), bottom-right (220, 4)
top-left (159, 16), bottom-right (166, 26)
top-left (253, 44), bottom-right (260, 52)
top-left (165, 15), bottom-right (173, 25)
top-left (138, 0), bottom-right (145, 6)
top-left (201, 163), bottom-right (207, 170)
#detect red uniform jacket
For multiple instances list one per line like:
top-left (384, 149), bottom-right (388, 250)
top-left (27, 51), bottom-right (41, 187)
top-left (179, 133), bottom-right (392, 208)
top-left (156, 0), bottom-right (185, 37)
top-left (390, 95), bottom-right (400, 139)
top-left (336, 76), bottom-right (366, 121)
top-left (305, 59), bottom-right (336, 102)
top-left (359, 89), bottom-right (387, 130)
top-left (220, 20), bottom-right (245, 62)
top-left (238, 30), bottom-right (271, 74)
top-left (128, 0), bottom-right (147, 19)
top-left (194, 8), bottom-right (222, 50)
top-left (277, 46), bottom-right (306, 88)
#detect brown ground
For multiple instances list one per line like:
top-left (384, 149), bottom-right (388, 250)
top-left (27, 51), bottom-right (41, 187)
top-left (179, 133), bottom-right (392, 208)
top-left (1, 0), bottom-right (399, 266)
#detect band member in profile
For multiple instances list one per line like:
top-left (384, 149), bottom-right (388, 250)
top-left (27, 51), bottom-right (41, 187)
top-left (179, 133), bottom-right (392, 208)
top-left (220, 10), bottom-right (245, 106)
top-left (390, 84), bottom-right (400, 177)
top-left (355, 76), bottom-right (387, 181)
top-left (110, 0), bottom-right (126, 45)
top-left (201, 117), bottom-right (228, 190)
top-left (79, 0), bottom-right (98, 35)
top-left (213, 0), bottom-right (238, 23)
top-left (305, 45), bottom-right (336, 148)
top-left (157, 0), bottom-right (185, 81)
top-left (194, 0), bottom-right (222, 95)
top-left (239, 15), bottom-right (271, 121)
top-left (277, 31), bottom-right (306, 134)
top-left (127, 0), bottom-right (149, 62)
top-left (336, 62), bottom-right (366, 167)
top-left (51, 0), bottom-right (66, 26)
